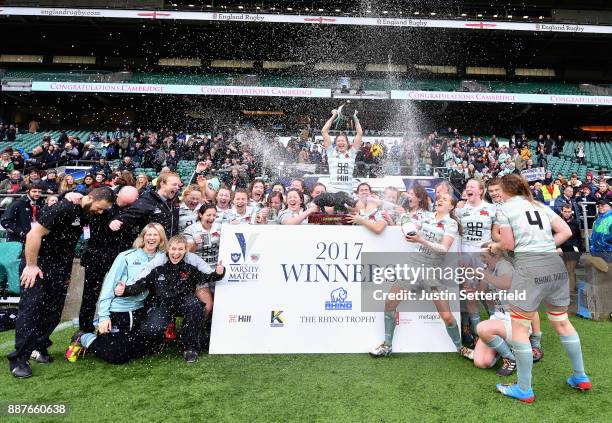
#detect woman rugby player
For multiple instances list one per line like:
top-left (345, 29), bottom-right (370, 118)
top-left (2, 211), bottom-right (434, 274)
top-left (491, 174), bottom-right (591, 403)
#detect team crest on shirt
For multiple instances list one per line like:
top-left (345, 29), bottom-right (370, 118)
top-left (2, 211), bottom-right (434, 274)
top-left (480, 210), bottom-right (490, 216)
top-left (436, 222), bottom-right (444, 229)
top-left (157, 275), bottom-right (165, 281)
top-left (179, 271), bottom-right (189, 281)
top-left (153, 208), bottom-right (162, 214)
top-left (71, 218), bottom-right (80, 226)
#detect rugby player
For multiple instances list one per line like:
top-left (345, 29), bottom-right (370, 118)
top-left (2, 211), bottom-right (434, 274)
top-left (491, 174), bottom-right (591, 403)
top-left (313, 108), bottom-right (363, 212)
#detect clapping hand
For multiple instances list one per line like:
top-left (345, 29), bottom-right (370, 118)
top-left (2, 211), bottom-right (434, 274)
top-left (114, 281), bottom-right (125, 296)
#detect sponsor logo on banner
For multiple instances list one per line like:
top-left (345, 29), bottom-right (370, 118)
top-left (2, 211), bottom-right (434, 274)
top-left (299, 315), bottom-right (376, 324)
top-left (419, 313), bottom-right (442, 323)
top-left (228, 314), bottom-right (252, 323)
top-left (270, 310), bottom-right (284, 327)
top-left (325, 287), bottom-right (352, 310)
top-left (395, 312), bottom-right (413, 326)
top-left (228, 232), bottom-right (260, 282)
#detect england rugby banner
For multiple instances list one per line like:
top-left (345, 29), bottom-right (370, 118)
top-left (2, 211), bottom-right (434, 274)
top-left (1, 7), bottom-right (611, 34)
top-left (210, 225), bottom-right (460, 354)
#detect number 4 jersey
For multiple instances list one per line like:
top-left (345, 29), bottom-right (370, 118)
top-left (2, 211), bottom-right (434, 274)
top-left (455, 201), bottom-right (497, 247)
top-left (495, 196), bottom-right (558, 253)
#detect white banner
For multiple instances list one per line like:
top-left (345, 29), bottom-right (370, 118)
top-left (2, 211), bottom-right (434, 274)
top-left (521, 167), bottom-right (546, 182)
top-left (210, 225), bottom-right (460, 354)
top-left (391, 90), bottom-right (612, 106)
top-left (30, 81), bottom-right (331, 98)
top-left (1, 7), bottom-right (611, 34)
top-left (28, 81), bottom-right (612, 105)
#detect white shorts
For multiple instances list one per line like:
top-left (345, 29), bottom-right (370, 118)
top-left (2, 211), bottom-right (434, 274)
top-left (489, 311), bottom-right (532, 342)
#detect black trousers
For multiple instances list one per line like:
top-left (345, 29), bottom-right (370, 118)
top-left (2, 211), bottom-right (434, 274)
top-left (8, 260), bottom-right (72, 368)
top-left (88, 308), bottom-right (150, 364)
top-left (140, 296), bottom-right (205, 352)
top-left (79, 250), bottom-right (115, 333)
top-left (313, 192), bottom-right (356, 213)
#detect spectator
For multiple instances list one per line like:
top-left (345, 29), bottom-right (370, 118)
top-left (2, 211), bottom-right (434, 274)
top-left (540, 178), bottom-right (561, 205)
top-left (594, 181), bottom-right (611, 201)
top-left (91, 157), bottom-right (112, 176)
top-left (223, 167), bottom-right (248, 192)
top-left (589, 197), bottom-right (612, 263)
top-left (135, 173), bottom-right (151, 196)
top-left (11, 151), bottom-right (25, 171)
top-left (575, 185), bottom-right (597, 229)
top-left (165, 150), bottom-right (179, 171)
top-left (76, 174), bottom-right (99, 193)
top-left (58, 174), bottom-right (77, 194)
top-left (554, 185), bottom-right (580, 221)
top-left (118, 156), bottom-right (136, 173)
top-left (0, 151), bottom-right (14, 179)
top-left (0, 170), bottom-right (24, 208)
top-left (43, 170), bottom-right (59, 194)
top-left (0, 182), bottom-right (45, 243)
top-left (81, 144), bottom-right (101, 161)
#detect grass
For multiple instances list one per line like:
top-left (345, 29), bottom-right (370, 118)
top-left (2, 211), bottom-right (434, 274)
top-left (0, 316), bottom-right (611, 423)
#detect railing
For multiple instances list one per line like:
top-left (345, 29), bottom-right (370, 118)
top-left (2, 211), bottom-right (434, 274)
top-left (577, 201), bottom-right (600, 252)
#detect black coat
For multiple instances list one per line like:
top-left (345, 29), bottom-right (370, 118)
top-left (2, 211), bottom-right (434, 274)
top-left (0, 195), bottom-right (45, 242)
top-left (117, 190), bottom-right (179, 250)
top-left (124, 258), bottom-right (223, 307)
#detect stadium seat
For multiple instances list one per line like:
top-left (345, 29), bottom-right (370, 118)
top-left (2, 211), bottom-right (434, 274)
top-left (0, 242), bottom-right (23, 295)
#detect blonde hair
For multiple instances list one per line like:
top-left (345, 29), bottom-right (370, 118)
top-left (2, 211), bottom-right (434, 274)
top-left (132, 223), bottom-right (168, 251)
top-left (167, 234), bottom-right (188, 248)
top-left (135, 173), bottom-right (149, 190)
top-left (58, 174), bottom-right (77, 194)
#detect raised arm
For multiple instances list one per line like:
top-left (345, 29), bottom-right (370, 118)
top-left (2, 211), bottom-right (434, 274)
top-left (352, 112), bottom-right (363, 152)
top-left (321, 110), bottom-right (338, 150)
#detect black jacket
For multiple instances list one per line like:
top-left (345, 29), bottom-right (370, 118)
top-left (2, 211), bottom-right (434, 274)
top-left (118, 189), bottom-right (180, 248)
top-left (560, 217), bottom-right (583, 253)
top-left (0, 194), bottom-right (44, 242)
top-left (124, 257), bottom-right (223, 307)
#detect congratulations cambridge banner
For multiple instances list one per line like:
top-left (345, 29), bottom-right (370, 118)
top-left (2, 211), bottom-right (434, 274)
top-left (209, 225), bottom-right (461, 354)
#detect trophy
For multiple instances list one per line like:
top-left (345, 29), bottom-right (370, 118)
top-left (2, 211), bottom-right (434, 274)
top-left (400, 214), bottom-right (418, 236)
top-left (334, 101), bottom-right (358, 130)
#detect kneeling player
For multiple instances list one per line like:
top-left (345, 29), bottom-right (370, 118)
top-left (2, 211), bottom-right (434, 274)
top-left (114, 235), bottom-right (224, 363)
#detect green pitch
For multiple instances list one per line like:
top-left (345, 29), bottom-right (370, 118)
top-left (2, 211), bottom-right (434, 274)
top-left (0, 317), bottom-right (610, 422)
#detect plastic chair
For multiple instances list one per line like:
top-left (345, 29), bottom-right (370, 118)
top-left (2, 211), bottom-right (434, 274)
top-left (0, 242), bottom-right (23, 296)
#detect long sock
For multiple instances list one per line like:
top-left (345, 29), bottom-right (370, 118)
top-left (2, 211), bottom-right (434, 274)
top-left (560, 334), bottom-right (586, 378)
top-left (469, 313), bottom-right (480, 336)
top-left (461, 311), bottom-right (470, 328)
top-left (529, 331), bottom-right (543, 349)
top-left (445, 322), bottom-right (462, 351)
top-left (513, 341), bottom-right (533, 391)
top-left (384, 311), bottom-right (396, 346)
top-left (80, 333), bottom-right (97, 348)
top-left (485, 335), bottom-right (515, 360)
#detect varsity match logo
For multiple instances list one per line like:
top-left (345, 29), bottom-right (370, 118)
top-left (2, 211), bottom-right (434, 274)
top-left (227, 232), bottom-right (261, 282)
